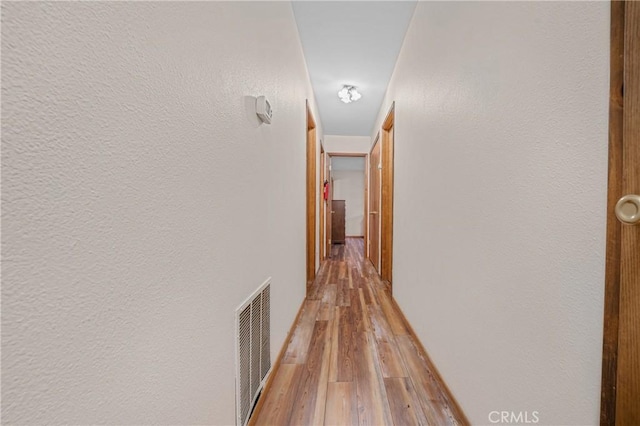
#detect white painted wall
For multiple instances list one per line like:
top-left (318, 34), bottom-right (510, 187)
top-left (371, 2), bottom-right (609, 424)
top-left (324, 135), bottom-right (371, 154)
top-left (332, 169), bottom-right (365, 237)
top-left (2, 2), bottom-right (321, 424)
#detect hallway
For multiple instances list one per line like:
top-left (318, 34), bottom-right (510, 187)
top-left (251, 239), bottom-right (465, 425)
top-left (1, 2), bottom-right (618, 424)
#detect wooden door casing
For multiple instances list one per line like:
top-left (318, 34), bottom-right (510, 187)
top-left (369, 137), bottom-right (381, 272)
top-left (364, 153), bottom-right (369, 259)
top-left (320, 146), bottom-right (326, 260)
top-left (306, 102), bottom-right (317, 287)
top-left (615, 2), bottom-right (640, 424)
top-left (328, 178), bottom-right (334, 253)
top-left (324, 150), bottom-right (331, 258)
top-left (381, 106), bottom-right (395, 286)
top-left (601, 2), bottom-right (640, 424)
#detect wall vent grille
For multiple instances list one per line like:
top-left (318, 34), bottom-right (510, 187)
top-left (235, 279), bottom-right (271, 426)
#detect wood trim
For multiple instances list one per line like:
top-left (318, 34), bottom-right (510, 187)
top-left (364, 153), bottom-right (369, 257)
top-left (390, 296), bottom-right (471, 425)
top-left (369, 133), bottom-right (380, 261)
top-left (306, 101), bottom-right (317, 288)
top-left (327, 179), bottom-right (333, 250)
top-left (368, 134), bottom-right (380, 155)
top-left (600, 2), bottom-right (625, 425)
top-left (381, 103), bottom-right (395, 287)
top-left (368, 134), bottom-right (382, 270)
top-left (247, 299), bottom-right (308, 426)
top-left (328, 178), bottom-right (333, 251)
top-left (320, 144), bottom-right (326, 260)
top-left (615, 2), bottom-right (640, 423)
top-left (326, 153), bottom-right (367, 158)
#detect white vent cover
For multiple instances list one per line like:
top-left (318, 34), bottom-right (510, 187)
top-left (235, 278), bottom-right (271, 426)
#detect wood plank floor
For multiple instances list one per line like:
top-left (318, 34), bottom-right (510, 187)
top-left (252, 238), bottom-right (465, 426)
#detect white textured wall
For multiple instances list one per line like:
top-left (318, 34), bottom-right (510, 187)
top-left (372, 2), bottom-right (609, 424)
top-left (1, 2), bottom-right (321, 424)
top-left (332, 170), bottom-right (365, 237)
top-left (324, 135), bottom-right (371, 153)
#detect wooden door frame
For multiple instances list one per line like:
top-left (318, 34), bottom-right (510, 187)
top-left (306, 101), bottom-right (317, 289)
top-left (381, 103), bottom-right (395, 288)
top-left (328, 177), bottom-right (333, 256)
top-left (320, 144), bottom-right (326, 260)
top-left (368, 135), bottom-right (381, 270)
top-left (325, 152), bottom-right (368, 257)
top-left (600, 2), bottom-right (639, 424)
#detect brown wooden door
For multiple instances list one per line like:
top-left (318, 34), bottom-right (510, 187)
top-left (331, 200), bottom-right (346, 244)
top-left (601, 3), bottom-right (640, 424)
top-left (369, 138), bottom-right (381, 271)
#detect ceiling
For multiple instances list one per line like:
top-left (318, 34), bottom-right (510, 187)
top-left (292, 1), bottom-right (416, 136)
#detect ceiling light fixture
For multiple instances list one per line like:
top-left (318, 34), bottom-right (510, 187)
top-left (338, 85), bottom-right (362, 104)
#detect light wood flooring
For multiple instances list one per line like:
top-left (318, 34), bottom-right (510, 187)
top-left (251, 238), bottom-right (466, 425)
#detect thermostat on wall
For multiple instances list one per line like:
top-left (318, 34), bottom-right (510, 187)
top-left (256, 96), bottom-right (272, 124)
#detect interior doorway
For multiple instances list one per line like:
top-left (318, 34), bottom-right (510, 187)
top-left (366, 104), bottom-right (395, 289)
top-left (325, 153), bottom-right (368, 258)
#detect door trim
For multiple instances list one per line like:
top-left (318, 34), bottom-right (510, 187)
top-left (600, 2), bottom-right (623, 423)
top-left (320, 144), bottom-right (326, 260)
top-left (381, 103), bottom-right (395, 288)
top-left (368, 135), bottom-right (381, 271)
top-left (306, 101), bottom-right (317, 289)
top-left (366, 132), bottom-right (382, 275)
top-left (600, 1), bottom-right (637, 424)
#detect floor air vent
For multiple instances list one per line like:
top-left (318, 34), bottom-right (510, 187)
top-left (236, 279), bottom-right (271, 426)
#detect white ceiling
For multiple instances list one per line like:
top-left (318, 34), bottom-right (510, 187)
top-left (292, 1), bottom-right (416, 136)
